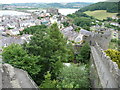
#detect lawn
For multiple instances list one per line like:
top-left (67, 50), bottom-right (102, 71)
top-left (84, 10), bottom-right (117, 20)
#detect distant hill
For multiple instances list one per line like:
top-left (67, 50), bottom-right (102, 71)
top-left (84, 10), bottom-right (117, 20)
top-left (9, 2), bottom-right (93, 9)
top-left (77, 2), bottom-right (118, 13)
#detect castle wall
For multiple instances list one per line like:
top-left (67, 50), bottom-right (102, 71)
top-left (2, 64), bottom-right (38, 88)
top-left (90, 42), bottom-right (120, 88)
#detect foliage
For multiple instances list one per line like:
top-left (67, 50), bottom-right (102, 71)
top-left (74, 27), bottom-right (81, 32)
top-left (57, 64), bottom-right (90, 88)
top-left (67, 12), bottom-right (91, 18)
top-left (73, 17), bottom-right (92, 30)
top-left (97, 22), bottom-right (102, 26)
top-left (111, 38), bottom-right (118, 43)
top-left (106, 17), bottom-right (113, 21)
top-left (23, 23), bottom-right (70, 85)
top-left (105, 23), bottom-right (119, 30)
top-left (66, 43), bottom-right (74, 62)
top-left (2, 44), bottom-right (41, 76)
top-left (7, 27), bottom-right (14, 30)
top-left (76, 42), bottom-right (91, 63)
top-left (109, 39), bottom-right (120, 50)
top-left (84, 10), bottom-right (117, 20)
top-left (40, 71), bottom-right (58, 88)
top-left (3, 23), bottom-right (92, 88)
top-left (77, 2), bottom-right (118, 13)
top-left (105, 49), bottom-right (120, 68)
top-left (37, 17), bottom-right (42, 20)
top-left (62, 21), bottom-right (69, 27)
top-left (20, 25), bottom-right (47, 35)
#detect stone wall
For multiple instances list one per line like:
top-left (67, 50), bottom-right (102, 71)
top-left (2, 64), bottom-right (38, 88)
top-left (92, 30), bottom-right (112, 50)
top-left (3, 64), bottom-right (21, 88)
top-left (95, 42), bottom-right (120, 87)
top-left (90, 54), bottom-right (102, 88)
top-left (91, 42), bottom-right (120, 88)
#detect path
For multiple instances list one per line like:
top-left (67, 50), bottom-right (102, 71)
top-left (91, 46), bottom-right (118, 88)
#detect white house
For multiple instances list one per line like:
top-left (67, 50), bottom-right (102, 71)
top-left (6, 29), bottom-right (20, 35)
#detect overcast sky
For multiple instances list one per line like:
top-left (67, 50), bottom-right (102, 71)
top-left (0, 0), bottom-right (107, 4)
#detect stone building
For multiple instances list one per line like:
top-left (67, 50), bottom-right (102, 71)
top-left (46, 8), bottom-right (59, 15)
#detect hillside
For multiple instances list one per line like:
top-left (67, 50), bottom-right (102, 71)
top-left (9, 2), bottom-right (92, 9)
top-left (77, 2), bottom-right (118, 13)
top-left (84, 10), bottom-right (117, 20)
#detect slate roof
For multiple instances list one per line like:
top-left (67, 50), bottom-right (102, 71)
top-left (80, 29), bottom-right (92, 36)
top-left (2, 36), bottom-right (25, 47)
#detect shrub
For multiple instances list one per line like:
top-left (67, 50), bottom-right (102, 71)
top-left (57, 64), bottom-right (90, 88)
top-left (76, 42), bottom-right (91, 63)
top-left (105, 49), bottom-right (120, 68)
top-left (40, 71), bottom-right (58, 88)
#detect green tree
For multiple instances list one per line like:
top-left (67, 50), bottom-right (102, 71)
top-left (2, 44), bottom-right (41, 76)
top-left (98, 22), bottom-right (102, 26)
top-left (76, 42), bottom-right (91, 63)
top-left (67, 43), bottom-right (74, 62)
top-left (57, 64), bottom-right (90, 88)
top-left (62, 21), bottom-right (69, 27)
top-left (75, 27), bottom-right (81, 32)
top-left (23, 23), bottom-right (70, 84)
top-left (73, 17), bottom-right (92, 31)
top-left (40, 71), bottom-right (58, 88)
top-left (20, 25), bottom-right (47, 35)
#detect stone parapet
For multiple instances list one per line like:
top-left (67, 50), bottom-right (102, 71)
top-left (94, 42), bottom-right (120, 88)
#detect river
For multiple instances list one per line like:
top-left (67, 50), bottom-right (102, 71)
top-left (59, 9), bottom-right (79, 15)
top-left (0, 10), bottom-right (30, 16)
top-left (0, 9), bottom-right (79, 16)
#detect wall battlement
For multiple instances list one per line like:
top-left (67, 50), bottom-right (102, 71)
top-left (94, 42), bottom-right (120, 88)
top-left (2, 64), bottom-right (38, 88)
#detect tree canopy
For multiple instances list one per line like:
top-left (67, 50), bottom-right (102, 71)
top-left (77, 2), bottom-right (118, 13)
top-left (2, 44), bottom-right (41, 76)
top-left (20, 25), bottom-right (47, 35)
top-left (76, 42), bottom-right (91, 63)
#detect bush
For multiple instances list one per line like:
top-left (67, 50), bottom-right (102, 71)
top-left (2, 44), bottom-right (41, 76)
top-left (105, 49), bottom-right (120, 68)
top-left (111, 38), bottom-right (118, 42)
top-left (76, 42), bottom-right (91, 63)
top-left (75, 27), bottom-right (81, 32)
top-left (57, 64), bottom-right (90, 88)
top-left (40, 71), bottom-right (58, 88)
top-left (20, 25), bottom-right (47, 35)
top-left (62, 21), bottom-right (69, 27)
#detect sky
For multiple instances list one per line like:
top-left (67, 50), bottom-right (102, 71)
top-left (0, 0), bottom-right (107, 4)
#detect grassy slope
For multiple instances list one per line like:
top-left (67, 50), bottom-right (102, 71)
top-left (84, 10), bottom-right (117, 20)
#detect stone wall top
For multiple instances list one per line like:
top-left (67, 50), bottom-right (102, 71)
top-left (94, 42), bottom-right (120, 87)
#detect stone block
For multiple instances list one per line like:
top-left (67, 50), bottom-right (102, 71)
top-left (4, 64), bottom-right (15, 80)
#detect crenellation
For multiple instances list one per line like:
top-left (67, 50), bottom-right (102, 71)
top-left (2, 64), bottom-right (38, 88)
top-left (91, 41), bottom-right (120, 88)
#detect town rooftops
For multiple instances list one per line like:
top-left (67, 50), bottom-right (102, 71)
top-left (80, 29), bottom-right (92, 36)
top-left (62, 26), bottom-right (74, 31)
